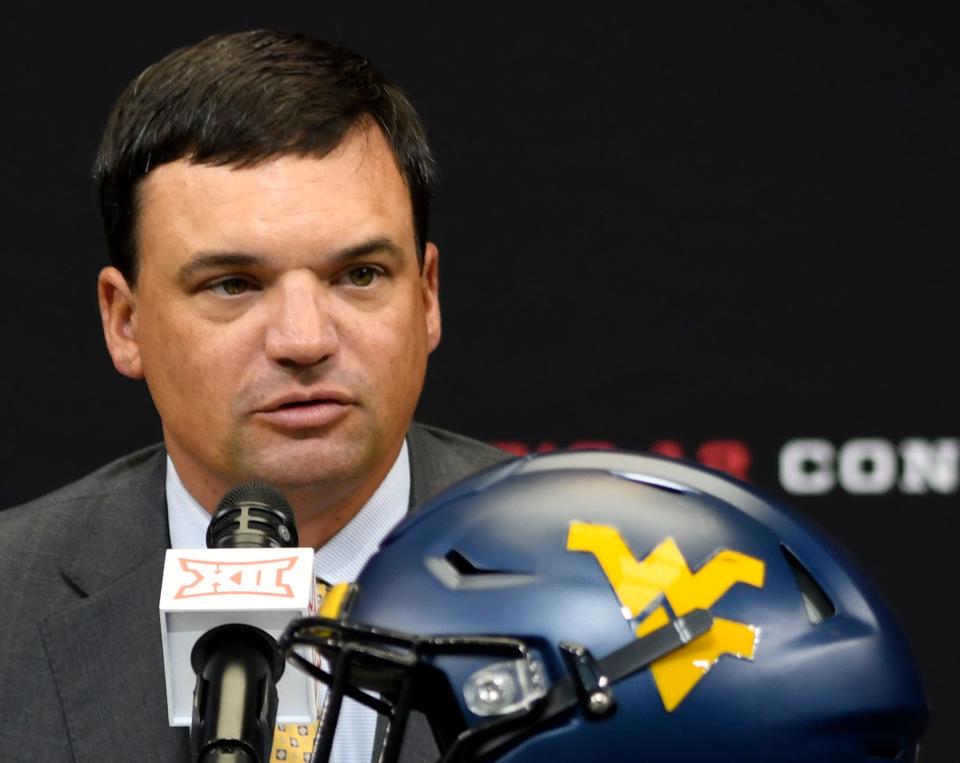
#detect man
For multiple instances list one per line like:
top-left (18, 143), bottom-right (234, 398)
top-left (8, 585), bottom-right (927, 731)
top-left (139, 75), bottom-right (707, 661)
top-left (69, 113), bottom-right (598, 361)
top-left (0, 30), bottom-right (508, 763)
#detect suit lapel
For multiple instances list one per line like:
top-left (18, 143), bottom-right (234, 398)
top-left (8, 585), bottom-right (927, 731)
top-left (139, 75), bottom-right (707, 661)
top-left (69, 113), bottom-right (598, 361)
top-left (406, 423), bottom-right (492, 509)
top-left (39, 446), bottom-right (190, 763)
top-left (41, 545), bottom-right (189, 762)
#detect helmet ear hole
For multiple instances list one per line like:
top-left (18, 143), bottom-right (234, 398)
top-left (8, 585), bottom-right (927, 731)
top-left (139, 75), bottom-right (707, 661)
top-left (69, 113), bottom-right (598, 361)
top-left (781, 545), bottom-right (836, 624)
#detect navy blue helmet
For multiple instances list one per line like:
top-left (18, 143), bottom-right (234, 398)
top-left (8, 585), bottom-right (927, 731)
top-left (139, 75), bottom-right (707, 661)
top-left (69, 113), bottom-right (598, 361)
top-left (282, 451), bottom-right (927, 762)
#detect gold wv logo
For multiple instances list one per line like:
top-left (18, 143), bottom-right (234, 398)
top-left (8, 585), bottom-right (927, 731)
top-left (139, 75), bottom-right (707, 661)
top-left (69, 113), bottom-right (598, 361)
top-left (567, 522), bottom-right (765, 711)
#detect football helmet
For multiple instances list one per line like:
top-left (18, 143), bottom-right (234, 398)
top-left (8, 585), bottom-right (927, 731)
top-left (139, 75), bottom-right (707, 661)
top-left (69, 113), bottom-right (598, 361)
top-left (281, 451), bottom-right (927, 762)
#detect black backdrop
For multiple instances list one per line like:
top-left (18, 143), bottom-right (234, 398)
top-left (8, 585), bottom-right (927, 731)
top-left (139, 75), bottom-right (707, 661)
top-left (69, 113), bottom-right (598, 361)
top-left (1, 3), bottom-right (956, 759)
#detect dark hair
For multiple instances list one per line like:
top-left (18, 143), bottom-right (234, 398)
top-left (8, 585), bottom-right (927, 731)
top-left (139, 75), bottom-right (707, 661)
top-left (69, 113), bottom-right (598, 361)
top-left (94, 30), bottom-right (438, 282)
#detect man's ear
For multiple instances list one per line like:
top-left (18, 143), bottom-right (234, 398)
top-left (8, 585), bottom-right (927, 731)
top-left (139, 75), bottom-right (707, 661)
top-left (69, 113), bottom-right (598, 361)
top-left (422, 242), bottom-right (441, 353)
top-left (97, 266), bottom-right (144, 379)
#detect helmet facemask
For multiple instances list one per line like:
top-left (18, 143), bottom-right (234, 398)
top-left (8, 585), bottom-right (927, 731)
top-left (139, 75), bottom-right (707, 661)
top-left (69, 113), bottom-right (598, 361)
top-left (281, 586), bottom-right (713, 763)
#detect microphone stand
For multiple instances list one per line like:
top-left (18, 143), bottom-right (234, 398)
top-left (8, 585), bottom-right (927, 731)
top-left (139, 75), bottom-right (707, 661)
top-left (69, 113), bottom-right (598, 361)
top-left (190, 623), bottom-right (285, 763)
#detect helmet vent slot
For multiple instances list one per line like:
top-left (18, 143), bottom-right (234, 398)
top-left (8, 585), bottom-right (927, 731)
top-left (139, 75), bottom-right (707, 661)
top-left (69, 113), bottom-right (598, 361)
top-left (426, 552), bottom-right (534, 590)
top-left (612, 471), bottom-right (699, 494)
top-left (444, 550), bottom-right (507, 576)
top-left (781, 545), bottom-right (836, 624)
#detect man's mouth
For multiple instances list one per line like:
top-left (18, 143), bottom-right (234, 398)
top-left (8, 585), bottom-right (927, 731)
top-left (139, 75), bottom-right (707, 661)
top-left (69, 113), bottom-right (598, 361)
top-left (257, 393), bottom-right (354, 429)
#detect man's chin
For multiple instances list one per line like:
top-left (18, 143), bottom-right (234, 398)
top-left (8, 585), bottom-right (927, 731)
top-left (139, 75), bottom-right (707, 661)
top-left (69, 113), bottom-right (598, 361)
top-left (230, 436), bottom-right (381, 492)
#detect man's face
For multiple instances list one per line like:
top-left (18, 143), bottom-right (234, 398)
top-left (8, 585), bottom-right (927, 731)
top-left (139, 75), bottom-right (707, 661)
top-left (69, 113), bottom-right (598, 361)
top-left (98, 124), bottom-right (440, 517)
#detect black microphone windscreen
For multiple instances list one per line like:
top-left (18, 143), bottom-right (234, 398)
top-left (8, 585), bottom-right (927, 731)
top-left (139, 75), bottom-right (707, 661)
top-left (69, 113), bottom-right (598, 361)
top-left (206, 482), bottom-right (298, 549)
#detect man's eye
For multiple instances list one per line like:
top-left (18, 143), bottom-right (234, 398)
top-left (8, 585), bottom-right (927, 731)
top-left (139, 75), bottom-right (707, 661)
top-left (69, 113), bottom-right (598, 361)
top-left (209, 278), bottom-right (254, 296)
top-left (347, 266), bottom-right (380, 287)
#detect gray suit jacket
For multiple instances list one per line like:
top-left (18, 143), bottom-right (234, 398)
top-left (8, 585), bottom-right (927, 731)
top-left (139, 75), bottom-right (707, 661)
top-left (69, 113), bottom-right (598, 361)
top-left (0, 423), bottom-right (509, 762)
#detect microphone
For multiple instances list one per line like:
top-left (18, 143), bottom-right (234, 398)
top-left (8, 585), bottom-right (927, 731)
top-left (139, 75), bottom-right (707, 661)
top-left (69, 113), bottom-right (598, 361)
top-left (205, 482), bottom-right (298, 550)
top-left (189, 483), bottom-right (296, 763)
top-left (158, 483), bottom-right (317, 761)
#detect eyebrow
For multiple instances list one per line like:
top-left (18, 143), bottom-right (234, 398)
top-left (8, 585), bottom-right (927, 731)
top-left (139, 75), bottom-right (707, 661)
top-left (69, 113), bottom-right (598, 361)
top-left (175, 237), bottom-right (408, 286)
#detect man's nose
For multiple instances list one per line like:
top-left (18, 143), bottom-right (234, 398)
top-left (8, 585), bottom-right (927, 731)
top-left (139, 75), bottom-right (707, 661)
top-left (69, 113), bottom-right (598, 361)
top-left (264, 272), bottom-right (339, 367)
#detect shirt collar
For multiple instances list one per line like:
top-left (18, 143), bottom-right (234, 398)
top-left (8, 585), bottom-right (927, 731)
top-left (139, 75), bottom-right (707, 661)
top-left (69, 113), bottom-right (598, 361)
top-left (165, 441), bottom-right (410, 583)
